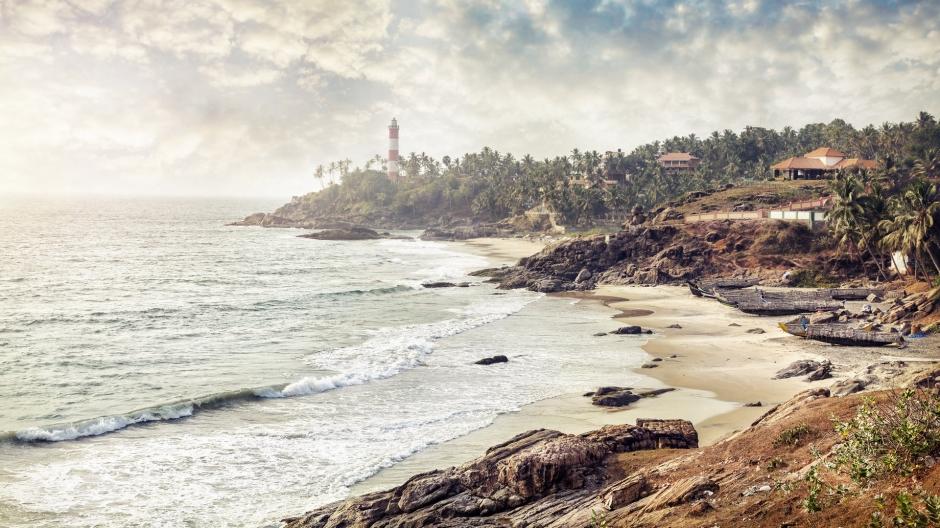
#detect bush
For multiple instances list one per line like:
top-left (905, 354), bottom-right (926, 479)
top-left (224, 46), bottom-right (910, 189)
top-left (834, 389), bottom-right (940, 483)
top-left (774, 424), bottom-right (814, 447)
top-left (868, 492), bottom-right (940, 527)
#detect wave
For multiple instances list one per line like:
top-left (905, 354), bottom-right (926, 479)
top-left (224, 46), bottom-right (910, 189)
top-left (4, 293), bottom-right (538, 444)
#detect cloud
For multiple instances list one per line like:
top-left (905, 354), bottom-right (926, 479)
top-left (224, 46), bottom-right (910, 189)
top-left (0, 0), bottom-right (938, 197)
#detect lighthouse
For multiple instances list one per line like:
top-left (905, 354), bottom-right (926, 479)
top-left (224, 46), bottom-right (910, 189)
top-left (387, 118), bottom-right (400, 182)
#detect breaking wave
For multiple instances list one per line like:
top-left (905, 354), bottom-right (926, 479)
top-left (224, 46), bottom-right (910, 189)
top-left (4, 294), bottom-right (536, 444)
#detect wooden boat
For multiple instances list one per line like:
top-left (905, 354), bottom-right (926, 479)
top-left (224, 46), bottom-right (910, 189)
top-left (734, 300), bottom-right (843, 316)
top-left (778, 322), bottom-right (903, 346)
top-left (687, 281), bottom-right (715, 298)
top-left (688, 278), bottom-right (757, 298)
top-left (698, 277), bottom-right (760, 290)
top-left (826, 288), bottom-right (884, 301)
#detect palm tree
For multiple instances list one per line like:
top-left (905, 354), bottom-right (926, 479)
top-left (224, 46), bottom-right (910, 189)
top-left (314, 164), bottom-right (325, 188)
top-left (879, 179), bottom-right (940, 281)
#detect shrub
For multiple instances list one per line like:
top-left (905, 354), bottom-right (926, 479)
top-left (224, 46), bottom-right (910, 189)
top-left (774, 424), bottom-right (814, 447)
top-left (868, 492), bottom-right (940, 528)
top-left (834, 389), bottom-right (940, 483)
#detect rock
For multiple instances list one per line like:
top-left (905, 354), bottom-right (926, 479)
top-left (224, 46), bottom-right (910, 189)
top-left (593, 332), bottom-right (608, 337)
top-left (866, 293), bottom-right (883, 302)
top-left (742, 484), bottom-right (773, 497)
top-left (641, 363), bottom-right (659, 369)
top-left (809, 311), bottom-right (837, 324)
top-left (651, 357), bottom-right (663, 362)
top-left (829, 377), bottom-right (870, 396)
top-left (592, 390), bottom-right (640, 407)
top-left (603, 474), bottom-right (649, 510)
top-left (728, 322), bottom-right (741, 327)
top-left (638, 388), bottom-right (675, 398)
top-left (575, 268), bottom-right (592, 284)
top-left (666, 323), bottom-right (682, 329)
top-left (669, 354), bottom-right (678, 359)
top-left (591, 387), bottom-right (673, 407)
top-left (773, 360), bottom-right (832, 381)
top-left (298, 227), bottom-right (384, 240)
top-left (746, 328), bottom-right (766, 334)
top-left (806, 361), bottom-right (833, 381)
top-left (475, 355), bottom-right (509, 366)
top-left (593, 386), bottom-right (630, 397)
top-left (641, 476), bottom-right (718, 511)
top-left (283, 420), bottom-right (700, 528)
top-left (744, 401), bottom-right (762, 407)
top-left (610, 326), bottom-right (643, 335)
top-left (229, 212), bottom-right (296, 227)
top-left (422, 281), bottom-right (457, 288)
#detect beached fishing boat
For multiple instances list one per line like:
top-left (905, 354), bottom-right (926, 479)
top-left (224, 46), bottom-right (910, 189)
top-left (686, 281), bottom-right (715, 298)
top-left (778, 322), bottom-right (903, 346)
top-left (826, 288), bottom-right (884, 301)
top-left (733, 300), bottom-right (843, 316)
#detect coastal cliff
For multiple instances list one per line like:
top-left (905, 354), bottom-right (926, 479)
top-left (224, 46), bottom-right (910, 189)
top-left (494, 220), bottom-right (856, 293)
top-left (283, 374), bottom-right (940, 528)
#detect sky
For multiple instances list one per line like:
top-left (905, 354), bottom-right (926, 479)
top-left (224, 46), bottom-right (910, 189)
top-left (1, 0), bottom-right (939, 198)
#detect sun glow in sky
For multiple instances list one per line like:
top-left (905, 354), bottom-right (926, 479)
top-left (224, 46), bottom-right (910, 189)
top-left (1, 0), bottom-right (939, 197)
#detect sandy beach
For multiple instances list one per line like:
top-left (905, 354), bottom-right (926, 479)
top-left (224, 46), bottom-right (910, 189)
top-left (353, 237), bottom-right (837, 494)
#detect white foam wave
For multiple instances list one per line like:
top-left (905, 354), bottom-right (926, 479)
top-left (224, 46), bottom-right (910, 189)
top-left (271, 294), bottom-right (536, 398)
top-left (15, 404), bottom-right (195, 442)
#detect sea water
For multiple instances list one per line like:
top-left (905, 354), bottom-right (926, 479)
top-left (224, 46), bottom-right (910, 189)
top-left (0, 196), bottom-right (648, 527)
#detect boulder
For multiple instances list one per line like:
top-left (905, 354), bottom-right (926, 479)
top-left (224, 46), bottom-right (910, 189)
top-left (475, 355), bottom-right (509, 366)
top-left (422, 281), bottom-right (457, 288)
top-left (575, 268), bottom-right (592, 284)
top-left (610, 326), bottom-right (643, 335)
top-left (592, 390), bottom-right (641, 407)
top-left (773, 359), bottom-right (832, 381)
top-left (809, 311), bottom-right (837, 324)
top-left (744, 401), bottom-right (762, 407)
top-left (641, 363), bottom-right (659, 369)
top-left (666, 323), bottom-right (682, 329)
top-left (746, 328), bottom-right (766, 334)
top-left (298, 227), bottom-right (383, 240)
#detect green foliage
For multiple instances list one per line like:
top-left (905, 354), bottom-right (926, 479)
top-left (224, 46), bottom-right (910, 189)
top-left (774, 424), bottom-right (814, 447)
top-left (766, 457), bottom-right (787, 471)
top-left (834, 389), bottom-right (940, 483)
top-left (803, 465), bottom-right (824, 513)
top-left (868, 492), bottom-right (940, 528)
top-left (293, 112), bottom-right (940, 231)
top-left (589, 509), bottom-right (609, 528)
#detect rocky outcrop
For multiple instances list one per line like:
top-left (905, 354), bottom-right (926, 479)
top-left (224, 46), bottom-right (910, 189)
top-left (474, 355), bottom-right (508, 365)
top-left (497, 225), bottom-right (708, 292)
top-left (228, 212), bottom-right (297, 227)
top-left (282, 420), bottom-right (698, 528)
top-left (298, 227), bottom-right (386, 240)
top-left (609, 325), bottom-right (652, 335)
top-left (772, 359), bottom-right (833, 381)
top-left (589, 387), bottom-right (675, 407)
top-left (422, 282), bottom-right (470, 288)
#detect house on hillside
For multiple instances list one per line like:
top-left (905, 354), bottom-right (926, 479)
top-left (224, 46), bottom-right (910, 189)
top-left (657, 152), bottom-right (700, 172)
top-left (771, 147), bottom-right (878, 180)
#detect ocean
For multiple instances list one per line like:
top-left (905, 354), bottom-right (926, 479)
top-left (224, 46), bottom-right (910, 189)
top-left (0, 196), bottom-right (648, 527)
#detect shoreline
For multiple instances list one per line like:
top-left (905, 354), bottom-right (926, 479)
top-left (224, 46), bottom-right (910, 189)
top-left (353, 237), bottom-right (833, 495)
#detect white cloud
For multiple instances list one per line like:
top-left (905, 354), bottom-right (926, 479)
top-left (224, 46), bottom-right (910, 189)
top-left (0, 0), bottom-right (938, 197)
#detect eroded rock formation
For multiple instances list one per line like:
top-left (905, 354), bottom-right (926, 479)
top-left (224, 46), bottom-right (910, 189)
top-left (282, 419), bottom-right (698, 528)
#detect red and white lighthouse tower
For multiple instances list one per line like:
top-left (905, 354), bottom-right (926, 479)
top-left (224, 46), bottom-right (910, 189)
top-left (387, 118), bottom-right (400, 182)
